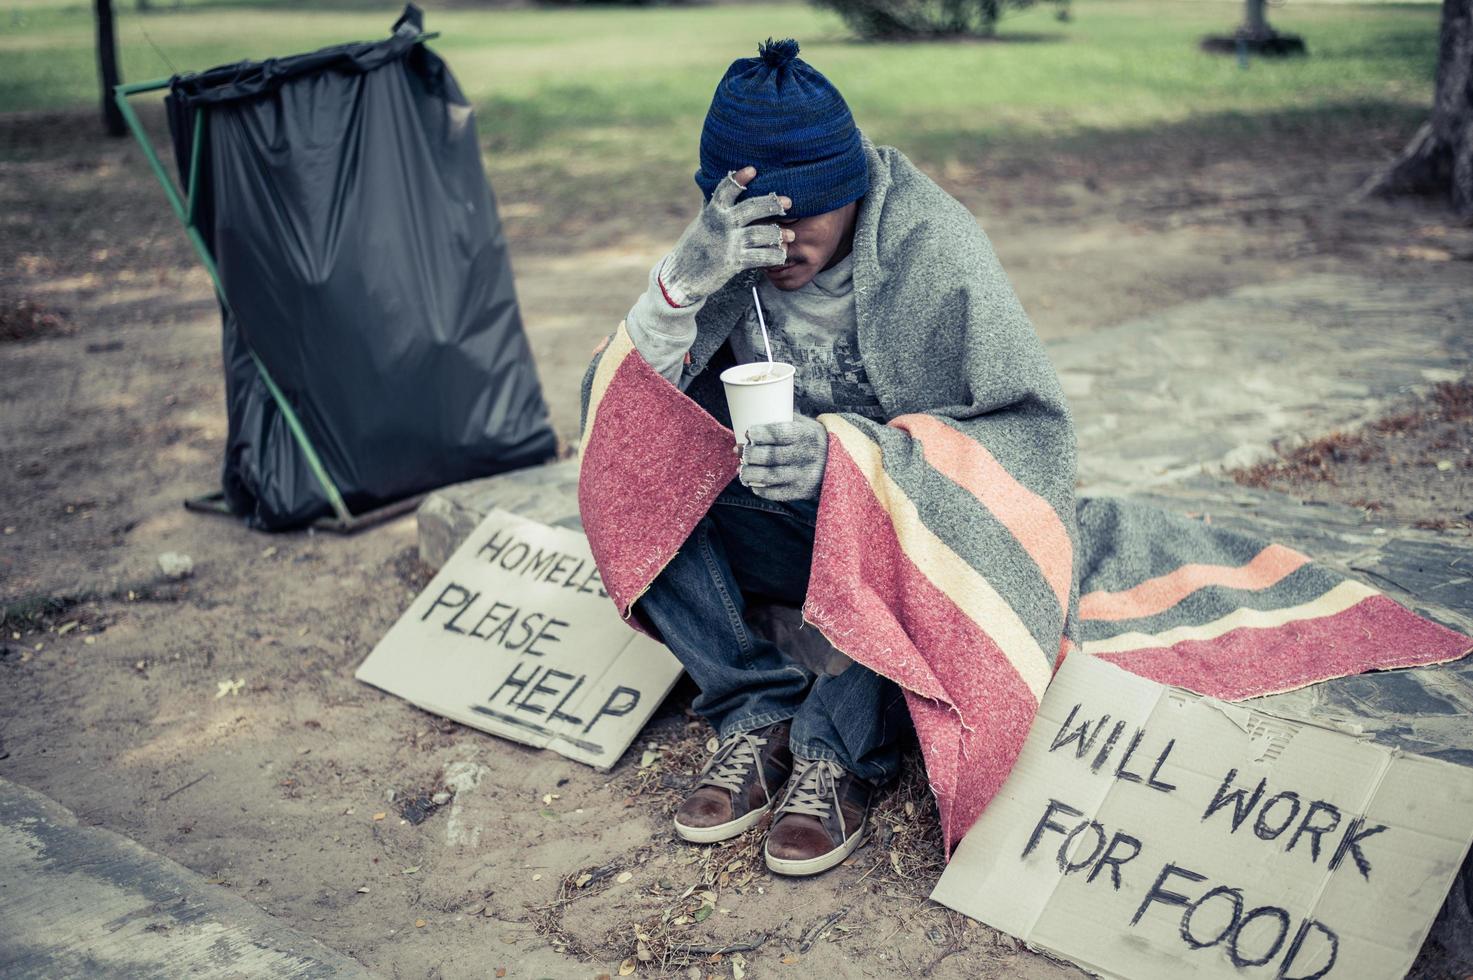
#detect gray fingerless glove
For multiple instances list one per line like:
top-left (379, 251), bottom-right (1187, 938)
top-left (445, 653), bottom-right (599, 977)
top-left (660, 170), bottom-right (790, 307)
top-left (739, 416), bottom-right (829, 502)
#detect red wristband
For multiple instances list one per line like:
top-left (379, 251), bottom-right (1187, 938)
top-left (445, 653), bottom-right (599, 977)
top-left (657, 273), bottom-right (685, 309)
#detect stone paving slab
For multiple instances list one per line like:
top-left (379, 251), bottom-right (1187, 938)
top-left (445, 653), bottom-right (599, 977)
top-left (1054, 273), bottom-right (1473, 496)
top-left (0, 777), bottom-right (375, 980)
top-left (416, 457), bottom-right (582, 568)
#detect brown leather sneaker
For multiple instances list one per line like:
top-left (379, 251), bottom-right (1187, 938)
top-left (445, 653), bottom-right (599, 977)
top-left (763, 757), bottom-right (873, 876)
top-left (673, 721), bottom-right (793, 843)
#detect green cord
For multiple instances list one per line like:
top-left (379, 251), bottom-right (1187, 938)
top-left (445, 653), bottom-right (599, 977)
top-left (114, 87), bottom-right (354, 524)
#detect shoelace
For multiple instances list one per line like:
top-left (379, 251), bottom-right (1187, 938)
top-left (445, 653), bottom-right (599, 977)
top-left (699, 731), bottom-right (773, 802)
top-left (777, 757), bottom-right (849, 839)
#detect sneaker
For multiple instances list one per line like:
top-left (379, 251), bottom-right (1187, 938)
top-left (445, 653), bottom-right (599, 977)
top-left (763, 757), bottom-right (873, 876)
top-left (673, 721), bottom-right (793, 844)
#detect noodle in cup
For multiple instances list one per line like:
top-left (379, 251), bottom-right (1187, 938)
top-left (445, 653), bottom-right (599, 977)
top-left (720, 361), bottom-right (795, 445)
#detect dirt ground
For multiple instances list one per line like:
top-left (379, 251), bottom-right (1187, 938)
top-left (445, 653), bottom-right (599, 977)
top-left (1233, 378), bottom-right (1473, 534)
top-left (3, 104), bottom-right (1473, 979)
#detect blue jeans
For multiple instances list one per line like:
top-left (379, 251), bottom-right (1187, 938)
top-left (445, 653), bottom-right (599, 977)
top-left (635, 478), bottom-right (910, 784)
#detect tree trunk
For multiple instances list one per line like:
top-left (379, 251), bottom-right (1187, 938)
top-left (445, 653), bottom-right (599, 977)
top-left (95, 0), bottom-right (125, 137)
top-left (1357, 0), bottom-right (1473, 216)
top-left (1244, 0), bottom-right (1270, 38)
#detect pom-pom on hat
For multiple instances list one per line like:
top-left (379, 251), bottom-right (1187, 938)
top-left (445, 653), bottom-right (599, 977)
top-left (694, 38), bottom-right (867, 220)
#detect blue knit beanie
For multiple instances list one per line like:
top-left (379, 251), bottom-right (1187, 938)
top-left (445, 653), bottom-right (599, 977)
top-left (695, 38), bottom-right (867, 220)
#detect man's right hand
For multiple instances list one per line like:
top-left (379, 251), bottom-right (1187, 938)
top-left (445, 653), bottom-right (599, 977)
top-left (659, 167), bottom-right (795, 307)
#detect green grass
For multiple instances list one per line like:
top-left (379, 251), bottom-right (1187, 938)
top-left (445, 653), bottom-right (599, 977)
top-left (0, 0), bottom-right (1442, 225)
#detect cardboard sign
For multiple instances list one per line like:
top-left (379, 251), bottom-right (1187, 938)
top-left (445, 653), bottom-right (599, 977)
top-left (931, 654), bottom-right (1473, 980)
top-left (356, 508), bottom-right (682, 769)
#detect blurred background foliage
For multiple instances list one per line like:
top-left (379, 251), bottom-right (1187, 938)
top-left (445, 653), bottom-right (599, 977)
top-left (811, 0), bottom-right (1072, 39)
top-left (0, 0), bottom-right (1442, 235)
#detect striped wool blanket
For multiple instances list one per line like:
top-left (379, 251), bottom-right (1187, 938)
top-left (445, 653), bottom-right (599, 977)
top-left (578, 324), bottom-right (1471, 851)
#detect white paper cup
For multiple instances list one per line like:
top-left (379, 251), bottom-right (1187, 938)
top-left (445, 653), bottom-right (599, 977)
top-left (720, 361), bottom-right (795, 444)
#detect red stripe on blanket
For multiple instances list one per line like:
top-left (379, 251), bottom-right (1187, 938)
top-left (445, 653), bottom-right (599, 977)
top-left (1097, 594), bottom-right (1473, 700)
top-left (893, 414), bottom-right (1074, 614)
top-left (805, 442), bottom-right (1042, 850)
top-left (1079, 543), bottom-right (1310, 622)
top-left (578, 350), bottom-right (739, 616)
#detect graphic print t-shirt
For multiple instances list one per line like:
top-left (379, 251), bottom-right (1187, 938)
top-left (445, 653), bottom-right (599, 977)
top-left (729, 252), bottom-right (887, 423)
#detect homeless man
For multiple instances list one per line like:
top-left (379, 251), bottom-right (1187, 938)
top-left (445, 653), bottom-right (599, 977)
top-left (578, 38), bottom-right (1077, 877)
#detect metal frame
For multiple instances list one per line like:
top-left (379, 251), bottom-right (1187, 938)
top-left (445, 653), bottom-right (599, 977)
top-left (183, 490), bottom-right (427, 534)
top-left (112, 35), bottom-right (439, 534)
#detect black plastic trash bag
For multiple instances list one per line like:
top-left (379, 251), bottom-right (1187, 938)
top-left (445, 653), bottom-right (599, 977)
top-left (164, 5), bottom-right (557, 530)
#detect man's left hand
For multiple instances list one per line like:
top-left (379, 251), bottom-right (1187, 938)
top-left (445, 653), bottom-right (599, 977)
top-left (739, 416), bottom-right (829, 502)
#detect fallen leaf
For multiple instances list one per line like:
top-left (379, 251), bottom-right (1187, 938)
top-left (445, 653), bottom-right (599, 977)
top-left (401, 866), bottom-right (420, 875)
top-left (639, 750), bottom-right (659, 768)
top-left (532, 873), bottom-right (542, 881)
top-left (357, 886), bottom-right (370, 894)
top-left (57, 621), bottom-right (79, 636)
top-left (693, 906), bottom-right (713, 922)
top-left (781, 954), bottom-right (799, 964)
top-left (1437, 459), bottom-right (1454, 471)
top-left (415, 918), bottom-right (426, 928)
top-left (616, 871), bottom-right (634, 884)
top-left (575, 873), bottom-right (593, 888)
top-left (495, 970), bottom-right (506, 978)
top-left (261, 545), bottom-right (278, 558)
top-left (619, 958), bottom-right (637, 976)
top-left (214, 678), bottom-right (244, 699)
top-left (372, 812), bottom-right (387, 821)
